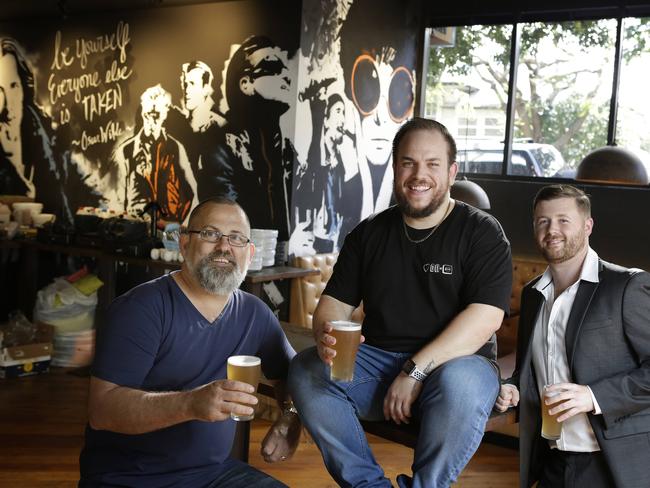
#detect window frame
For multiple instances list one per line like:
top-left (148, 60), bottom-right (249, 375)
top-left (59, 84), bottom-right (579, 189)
top-left (419, 8), bottom-right (650, 186)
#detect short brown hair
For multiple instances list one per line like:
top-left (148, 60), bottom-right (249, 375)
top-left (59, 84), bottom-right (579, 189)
top-left (392, 117), bottom-right (457, 167)
top-left (533, 184), bottom-right (591, 217)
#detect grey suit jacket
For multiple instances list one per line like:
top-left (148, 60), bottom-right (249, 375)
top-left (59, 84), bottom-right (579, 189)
top-left (510, 260), bottom-right (650, 488)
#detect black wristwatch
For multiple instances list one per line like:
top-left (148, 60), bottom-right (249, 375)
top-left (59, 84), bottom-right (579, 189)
top-left (401, 358), bottom-right (428, 382)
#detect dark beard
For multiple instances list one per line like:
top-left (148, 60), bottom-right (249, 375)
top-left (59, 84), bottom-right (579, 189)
top-left (394, 186), bottom-right (447, 219)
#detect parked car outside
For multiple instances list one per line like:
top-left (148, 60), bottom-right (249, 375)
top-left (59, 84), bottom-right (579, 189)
top-left (457, 140), bottom-right (566, 178)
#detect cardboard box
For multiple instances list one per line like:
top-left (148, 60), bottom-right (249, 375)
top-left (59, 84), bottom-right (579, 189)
top-left (0, 343), bottom-right (52, 379)
top-left (0, 322), bottom-right (53, 379)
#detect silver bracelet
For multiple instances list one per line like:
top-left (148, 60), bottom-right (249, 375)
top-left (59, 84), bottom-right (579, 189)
top-left (282, 402), bottom-right (299, 416)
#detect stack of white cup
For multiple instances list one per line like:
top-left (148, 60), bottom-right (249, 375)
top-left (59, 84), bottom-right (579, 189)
top-left (250, 229), bottom-right (278, 269)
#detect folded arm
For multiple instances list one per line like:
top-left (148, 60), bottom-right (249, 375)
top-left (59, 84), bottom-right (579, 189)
top-left (411, 302), bottom-right (504, 372)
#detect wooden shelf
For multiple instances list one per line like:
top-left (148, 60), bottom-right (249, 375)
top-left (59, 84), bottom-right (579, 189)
top-left (246, 266), bottom-right (319, 283)
top-left (2, 238), bottom-right (320, 316)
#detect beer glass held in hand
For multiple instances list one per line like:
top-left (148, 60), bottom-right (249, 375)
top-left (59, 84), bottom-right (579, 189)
top-left (227, 355), bottom-right (261, 421)
top-left (329, 320), bottom-right (362, 382)
top-left (541, 385), bottom-right (563, 440)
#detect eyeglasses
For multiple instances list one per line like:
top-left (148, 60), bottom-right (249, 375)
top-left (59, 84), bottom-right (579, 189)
top-left (250, 56), bottom-right (287, 79)
top-left (350, 54), bottom-right (414, 123)
top-left (185, 229), bottom-right (251, 247)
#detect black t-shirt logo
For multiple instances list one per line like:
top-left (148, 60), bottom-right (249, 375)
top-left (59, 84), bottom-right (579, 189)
top-left (422, 263), bottom-right (453, 275)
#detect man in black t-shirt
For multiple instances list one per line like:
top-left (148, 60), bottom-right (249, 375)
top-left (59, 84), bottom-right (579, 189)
top-left (288, 118), bottom-right (512, 488)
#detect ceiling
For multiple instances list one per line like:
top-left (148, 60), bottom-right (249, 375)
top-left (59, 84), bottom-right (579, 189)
top-left (0, 0), bottom-right (227, 21)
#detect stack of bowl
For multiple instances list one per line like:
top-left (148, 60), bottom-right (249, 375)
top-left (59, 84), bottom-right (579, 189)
top-left (250, 229), bottom-right (279, 270)
top-left (12, 202), bottom-right (43, 226)
top-left (11, 202), bottom-right (56, 227)
top-left (0, 203), bottom-right (10, 224)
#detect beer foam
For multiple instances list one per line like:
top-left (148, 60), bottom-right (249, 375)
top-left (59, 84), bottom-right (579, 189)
top-left (228, 355), bottom-right (261, 366)
top-left (330, 320), bottom-right (362, 331)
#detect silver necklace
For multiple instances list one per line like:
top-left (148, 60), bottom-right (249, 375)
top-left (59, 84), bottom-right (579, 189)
top-left (402, 199), bottom-right (453, 244)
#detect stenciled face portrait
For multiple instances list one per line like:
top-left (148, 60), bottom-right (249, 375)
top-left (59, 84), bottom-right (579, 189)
top-left (351, 52), bottom-right (414, 166)
top-left (141, 88), bottom-right (170, 139)
top-left (181, 203), bottom-right (254, 295)
top-left (243, 46), bottom-right (292, 106)
top-left (183, 67), bottom-right (211, 112)
top-left (533, 197), bottom-right (593, 264)
top-left (324, 99), bottom-right (345, 145)
top-left (0, 52), bottom-right (24, 157)
top-left (393, 129), bottom-right (457, 220)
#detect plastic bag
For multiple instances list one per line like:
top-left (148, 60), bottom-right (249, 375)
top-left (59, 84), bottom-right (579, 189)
top-left (34, 278), bottom-right (98, 331)
top-left (0, 310), bottom-right (36, 348)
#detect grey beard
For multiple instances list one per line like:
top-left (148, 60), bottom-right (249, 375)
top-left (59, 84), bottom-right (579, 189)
top-left (194, 253), bottom-right (247, 295)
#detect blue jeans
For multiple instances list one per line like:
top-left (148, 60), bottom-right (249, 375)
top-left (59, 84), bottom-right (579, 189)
top-left (288, 344), bottom-right (500, 488)
top-left (208, 458), bottom-right (288, 487)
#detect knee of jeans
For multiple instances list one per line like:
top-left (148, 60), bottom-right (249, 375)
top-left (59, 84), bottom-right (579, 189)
top-left (433, 356), bottom-right (498, 400)
top-left (288, 347), bottom-right (322, 394)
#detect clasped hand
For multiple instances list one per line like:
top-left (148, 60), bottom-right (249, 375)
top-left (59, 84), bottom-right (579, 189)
top-left (261, 411), bottom-right (301, 463)
top-left (495, 383), bottom-right (519, 412)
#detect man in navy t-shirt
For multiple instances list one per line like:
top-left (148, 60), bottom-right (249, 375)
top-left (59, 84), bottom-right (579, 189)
top-left (289, 118), bottom-right (512, 488)
top-left (79, 198), bottom-right (300, 487)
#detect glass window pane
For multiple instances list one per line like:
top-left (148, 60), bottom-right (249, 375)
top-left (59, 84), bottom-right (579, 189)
top-left (616, 17), bottom-right (650, 170)
top-left (458, 117), bottom-right (477, 126)
top-left (425, 24), bottom-right (511, 174)
top-left (512, 20), bottom-right (617, 178)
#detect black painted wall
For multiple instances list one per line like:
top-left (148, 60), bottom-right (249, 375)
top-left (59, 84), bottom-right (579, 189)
top-left (479, 178), bottom-right (650, 270)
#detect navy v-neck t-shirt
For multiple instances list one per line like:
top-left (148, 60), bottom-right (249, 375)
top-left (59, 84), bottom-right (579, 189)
top-left (80, 273), bottom-right (294, 487)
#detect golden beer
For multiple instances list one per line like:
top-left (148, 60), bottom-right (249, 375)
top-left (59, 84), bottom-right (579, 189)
top-left (541, 386), bottom-right (563, 440)
top-left (227, 355), bottom-right (261, 421)
top-left (330, 321), bottom-right (362, 382)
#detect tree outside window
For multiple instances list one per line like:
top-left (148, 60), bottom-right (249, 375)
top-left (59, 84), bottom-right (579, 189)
top-left (425, 17), bottom-right (650, 180)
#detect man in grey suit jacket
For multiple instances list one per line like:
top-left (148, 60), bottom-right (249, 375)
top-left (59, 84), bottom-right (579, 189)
top-left (496, 184), bottom-right (650, 488)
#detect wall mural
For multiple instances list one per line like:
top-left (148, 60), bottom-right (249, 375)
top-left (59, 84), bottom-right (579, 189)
top-left (289, 0), bottom-right (418, 255)
top-left (0, 0), bottom-right (300, 241)
top-left (0, 36), bottom-right (98, 224)
top-left (0, 0), bottom-right (417, 253)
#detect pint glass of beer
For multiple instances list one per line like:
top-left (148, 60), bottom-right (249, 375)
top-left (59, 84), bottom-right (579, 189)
top-left (329, 320), bottom-right (362, 382)
top-left (227, 355), bottom-right (261, 421)
top-left (541, 385), bottom-right (563, 440)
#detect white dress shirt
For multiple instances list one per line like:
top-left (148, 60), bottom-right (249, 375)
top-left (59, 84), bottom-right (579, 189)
top-left (531, 247), bottom-right (601, 452)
